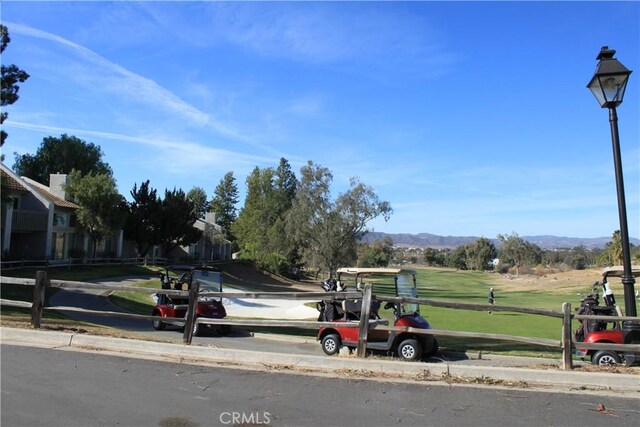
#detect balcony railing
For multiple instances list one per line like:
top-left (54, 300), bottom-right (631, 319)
top-left (11, 210), bottom-right (48, 232)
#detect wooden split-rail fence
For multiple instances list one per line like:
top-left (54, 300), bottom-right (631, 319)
top-left (1, 271), bottom-right (639, 371)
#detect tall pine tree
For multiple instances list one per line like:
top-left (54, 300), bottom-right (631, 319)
top-left (210, 171), bottom-right (238, 239)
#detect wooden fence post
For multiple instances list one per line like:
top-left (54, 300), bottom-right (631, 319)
top-left (183, 274), bottom-right (199, 345)
top-left (561, 302), bottom-right (573, 371)
top-left (356, 283), bottom-right (373, 358)
top-left (31, 270), bottom-right (48, 329)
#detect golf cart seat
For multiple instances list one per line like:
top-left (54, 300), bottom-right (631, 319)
top-left (341, 298), bottom-right (382, 320)
top-left (173, 281), bottom-right (189, 291)
top-left (342, 299), bottom-right (361, 315)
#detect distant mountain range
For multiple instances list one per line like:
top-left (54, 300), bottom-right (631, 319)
top-left (362, 232), bottom-right (640, 250)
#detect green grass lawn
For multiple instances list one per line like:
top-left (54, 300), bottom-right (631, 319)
top-left (109, 278), bottom-right (159, 314)
top-left (416, 268), bottom-right (568, 308)
top-left (412, 268), bottom-right (567, 338)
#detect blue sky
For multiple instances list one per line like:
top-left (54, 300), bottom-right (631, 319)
top-left (2, 1), bottom-right (639, 239)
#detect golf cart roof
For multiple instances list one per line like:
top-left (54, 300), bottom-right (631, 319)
top-left (602, 265), bottom-right (640, 278)
top-left (336, 267), bottom-right (417, 276)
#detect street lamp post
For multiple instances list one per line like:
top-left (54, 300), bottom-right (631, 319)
top-left (587, 46), bottom-right (637, 318)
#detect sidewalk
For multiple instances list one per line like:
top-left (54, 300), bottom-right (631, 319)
top-left (2, 327), bottom-right (638, 397)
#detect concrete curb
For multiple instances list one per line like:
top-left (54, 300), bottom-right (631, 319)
top-left (2, 327), bottom-right (638, 395)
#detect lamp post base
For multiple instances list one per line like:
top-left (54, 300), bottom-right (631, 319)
top-left (622, 320), bottom-right (640, 366)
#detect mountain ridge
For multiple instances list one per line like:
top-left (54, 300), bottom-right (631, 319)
top-left (362, 232), bottom-right (640, 250)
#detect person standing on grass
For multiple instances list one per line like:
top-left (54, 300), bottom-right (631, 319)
top-left (488, 287), bottom-right (495, 314)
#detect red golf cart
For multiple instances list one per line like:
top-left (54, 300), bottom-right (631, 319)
top-left (152, 267), bottom-right (230, 336)
top-left (317, 268), bottom-right (438, 361)
top-left (575, 266), bottom-right (640, 365)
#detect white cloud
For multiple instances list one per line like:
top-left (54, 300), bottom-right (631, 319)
top-left (135, 3), bottom-right (458, 75)
top-left (5, 120), bottom-right (274, 172)
top-left (4, 21), bottom-right (241, 139)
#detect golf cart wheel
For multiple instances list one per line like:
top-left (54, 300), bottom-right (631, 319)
top-left (592, 350), bottom-right (621, 366)
top-left (398, 338), bottom-right (422, 361)
top-left (152, 313), bottom-right (165, 330)
top-left (192, 317), bottom-right (200, 337)
top-left (321, 334), bottom-right (341, 356)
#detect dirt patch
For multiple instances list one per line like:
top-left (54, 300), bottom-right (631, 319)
top-left (572, 363), bottom-right (640, 375)
top-left (491, 269), bottom-right (603, 294)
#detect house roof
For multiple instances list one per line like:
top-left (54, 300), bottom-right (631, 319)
top-left (29, 184), bottom-right (79, 209)
top-left (1, 167), bottom-right (29, 192)
top-left (1, 164), bottom-right (79, 209)
top-left (196, 218), bottom-right (231, 244)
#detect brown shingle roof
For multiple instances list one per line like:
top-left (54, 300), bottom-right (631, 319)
top-left (1, 168), bottom-right (29, 192)
top-left (1, 165), bottom-right (79, 209)
top-left (30, 186), bottom-right (79, 209)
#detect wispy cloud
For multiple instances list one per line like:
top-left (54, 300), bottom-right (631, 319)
top-left (5, 21), bottom-right (242, 140)
top-left (5, 120), bottom-right (274, 171)
top-left (212, 3), bottom-right (457, 72)
top-left (133, 3), bottom-right (458, 75)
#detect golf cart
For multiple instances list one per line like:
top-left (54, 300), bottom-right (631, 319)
top-left (152, 266), bottom-right (230, 336)
top-left (575, 266), bottom-right (640, 365)
top-left (317, 268), bottom-right (438, 361)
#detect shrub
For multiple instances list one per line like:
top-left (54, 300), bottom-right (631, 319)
top-left (69, 248), bottom-right (86, 259)
top-left (259, 253), bottom-right (291, 276)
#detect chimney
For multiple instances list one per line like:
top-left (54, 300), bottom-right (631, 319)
top-left (205, 211), bottom-right (217, 224)
top-left (49, 174), bottom-right (70, 201)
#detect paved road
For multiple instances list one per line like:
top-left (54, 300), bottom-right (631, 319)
top-left (2, 344), bottom-right (638, 427)
top-left (49, 276), bottom-right (156, 332)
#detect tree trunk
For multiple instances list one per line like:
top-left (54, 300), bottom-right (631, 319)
top-left (140, 244), bottom-right (152, 257)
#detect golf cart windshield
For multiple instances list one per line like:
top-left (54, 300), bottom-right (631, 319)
top-left (336, 268), bottom-right (419, 316)
top-left (192, 269), bottom-right (223, 298)
top-left (396, 274), bottom-right (419, 316)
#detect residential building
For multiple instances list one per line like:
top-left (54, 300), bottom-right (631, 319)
top-left (1, 164), bottom-right (122, 260)
top-left (2, 163), bottom-right (231, 263)
top-left (172, 212), bottom-right (232, 262)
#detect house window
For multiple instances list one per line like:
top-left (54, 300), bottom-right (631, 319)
top-left (51, 231), bottom-right (76, 259)
top-left (53, 212), bottom-right (69, 227)
top-left (51, 232), bottom-right (65, 259)
top-left (69, 214), bottom-right (77, 227)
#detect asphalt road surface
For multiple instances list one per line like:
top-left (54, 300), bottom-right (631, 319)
top-left (2, 344), bottom-right (638, 427)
